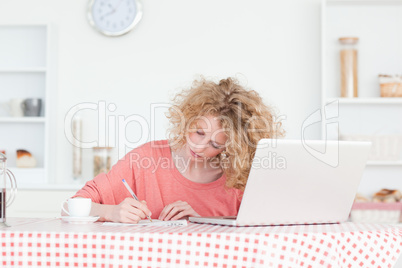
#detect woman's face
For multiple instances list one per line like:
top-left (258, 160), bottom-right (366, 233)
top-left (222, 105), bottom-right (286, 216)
top-left (185, 115), bottom-right (227, 161)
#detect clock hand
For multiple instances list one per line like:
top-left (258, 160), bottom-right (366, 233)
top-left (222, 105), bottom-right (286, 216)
top-left (101, 10), bottom-right (115, 18)
top-left (114, 0), bottom-right (123, 11)
top-left (101, 2), bottom-right (117, 18)
top-left (101, 0), bottom-right (122, 18)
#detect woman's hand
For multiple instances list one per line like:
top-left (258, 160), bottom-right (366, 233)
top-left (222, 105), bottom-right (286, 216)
top-left (159, 200), bottom-right (200, 221)
top-left (106, 198), bottom-right (152, 223)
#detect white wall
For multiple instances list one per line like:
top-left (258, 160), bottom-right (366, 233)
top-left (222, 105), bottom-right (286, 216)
top-left (0, 0), bottom-right (322, 184)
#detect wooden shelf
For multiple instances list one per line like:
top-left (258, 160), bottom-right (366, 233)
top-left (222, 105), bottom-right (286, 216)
top-left (0, 117), bottom-right (45, 123)
top-left (326, 98), bottom-right (402, 104)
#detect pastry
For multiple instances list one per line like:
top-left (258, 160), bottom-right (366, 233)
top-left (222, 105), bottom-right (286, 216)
top-left (372, 189), bottom-right (402, 203)
top-left (354, 193), bottom-right (369, 203)
top-left (16, 149), bottom-right (37, 168)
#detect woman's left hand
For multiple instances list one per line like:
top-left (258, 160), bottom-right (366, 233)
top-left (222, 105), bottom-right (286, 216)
top-left (159, 200), bottom-right (200, 221)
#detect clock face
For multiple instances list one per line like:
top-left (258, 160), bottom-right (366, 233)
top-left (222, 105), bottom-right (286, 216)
top-left (88, 0), bottom-right (142, 36)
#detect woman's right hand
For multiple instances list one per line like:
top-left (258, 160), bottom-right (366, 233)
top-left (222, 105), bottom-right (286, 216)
top-left (106, 197), bottom-right (152, 223)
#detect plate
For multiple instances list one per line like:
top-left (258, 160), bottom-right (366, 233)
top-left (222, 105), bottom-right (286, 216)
top-left (61, 216), bottom-right (100, 224)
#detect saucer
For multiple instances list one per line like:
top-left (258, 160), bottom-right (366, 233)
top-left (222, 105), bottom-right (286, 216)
top-left (61, 216), bottom-right (100, 224)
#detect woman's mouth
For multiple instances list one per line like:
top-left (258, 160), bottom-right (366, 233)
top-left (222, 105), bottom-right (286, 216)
top-left (190, 149), bottom-right (200, 158)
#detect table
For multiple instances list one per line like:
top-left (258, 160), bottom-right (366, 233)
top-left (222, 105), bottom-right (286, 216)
top-left (0, 218), bottom-right (401, 268)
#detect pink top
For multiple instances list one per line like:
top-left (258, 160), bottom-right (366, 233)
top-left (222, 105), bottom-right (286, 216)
top-left (73, 140), bottom-right (242, 218)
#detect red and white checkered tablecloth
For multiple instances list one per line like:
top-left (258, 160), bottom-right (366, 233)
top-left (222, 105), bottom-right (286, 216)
top-left (0, 218), bottom-right (401, 268)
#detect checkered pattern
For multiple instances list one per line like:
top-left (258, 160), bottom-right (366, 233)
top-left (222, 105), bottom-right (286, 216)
top-left (0, 218), bottom-right (401, 267)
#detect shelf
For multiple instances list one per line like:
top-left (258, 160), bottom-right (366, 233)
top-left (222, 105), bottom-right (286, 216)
top-left (327, 0), bottom-right (402, 4)
top-left (367, 161), bottom-right (402, 166)
top-left (0, 117), bottom-right (45, 123)
top-left (326, 98), bottom-right (402, 104)
top-left (8, 167), bottom-right (47, 185)
top-left (0, 68), bottom-right (46, 73)
top-left (0, 24), bottom-right (50, 185)
top-left (6, 168), bottom-right (83, 190)
top-left (8, 167), bottom-right (44, 171)
top-left (322, 0), bottom-right (402, 195)
top-left (17, 183), bottom-right (84, 191)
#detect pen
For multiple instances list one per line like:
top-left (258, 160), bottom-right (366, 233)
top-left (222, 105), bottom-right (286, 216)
top-left (122, 179), bottom-right (153, 222)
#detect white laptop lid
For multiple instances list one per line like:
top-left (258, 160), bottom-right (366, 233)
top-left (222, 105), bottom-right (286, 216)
top-left (189, 139), bottom-right (371, 226)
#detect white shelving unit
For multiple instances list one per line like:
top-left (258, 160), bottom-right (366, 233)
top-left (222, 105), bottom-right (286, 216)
top-left (0, 68), bottom-right (47, 72)
top-left (321, 0), bottom-right (402, 195)
top-left (0, 117), bottom-right (46, 123)
top-left (367, 161), bottom-right (402, 166)
top-left (327, 98), bottom-right (402, 104)
top-left (0, 24), bottom-right (50, 185)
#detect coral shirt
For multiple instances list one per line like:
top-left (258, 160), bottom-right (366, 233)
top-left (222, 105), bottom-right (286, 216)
top-left (73, 140), bottom-right (242, 218)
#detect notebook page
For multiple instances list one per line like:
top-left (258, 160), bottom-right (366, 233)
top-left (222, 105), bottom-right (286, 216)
top-left (102, 219), bottom-right (187, 227)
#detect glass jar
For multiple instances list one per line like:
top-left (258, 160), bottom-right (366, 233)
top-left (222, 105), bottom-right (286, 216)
top-left (0, 152), bottom-right (17, 224)
top-left (339, 37), bottom-right (359, 98)
top-left (72, 116), bottom-right (82, 181)
top-left (93, 147), bottom-right (113, 177)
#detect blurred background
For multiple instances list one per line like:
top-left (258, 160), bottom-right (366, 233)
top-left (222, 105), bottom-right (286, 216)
top-left (0, 0), bottom-right (401, 227)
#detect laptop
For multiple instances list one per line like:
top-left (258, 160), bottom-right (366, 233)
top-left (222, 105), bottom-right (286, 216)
top-left (189, 139), bottom-right (371, 226)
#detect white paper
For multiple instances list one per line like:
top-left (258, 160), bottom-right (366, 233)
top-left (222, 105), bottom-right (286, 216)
top-left (102, 219), bottom-right (187, 227)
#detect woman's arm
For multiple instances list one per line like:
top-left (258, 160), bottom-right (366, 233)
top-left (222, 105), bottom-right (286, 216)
top-left (90, 198), bottom-right (152, 223)
top-left (89, 202), bottom-right (114, 221)
top-left (65, 147), bottom-right (150, 222)
top-left (62, 197), bottom-right (152, 223)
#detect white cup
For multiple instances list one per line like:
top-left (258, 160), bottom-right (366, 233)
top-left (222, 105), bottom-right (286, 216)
top-left (9, 98), bottom-right (24, 117)
top-left (61, 198), bottom-right (92, 217)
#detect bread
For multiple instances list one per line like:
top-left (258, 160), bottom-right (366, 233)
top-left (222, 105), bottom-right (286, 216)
top-left (16, 149), bottom-right (37, 168)
top-left (372, 189), bottom-right (402, 203)
top-left (354, 193), bottom-right (369, 203)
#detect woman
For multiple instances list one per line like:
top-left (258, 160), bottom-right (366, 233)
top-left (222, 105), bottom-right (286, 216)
top-left (70, 77), bottom-right (284, 223)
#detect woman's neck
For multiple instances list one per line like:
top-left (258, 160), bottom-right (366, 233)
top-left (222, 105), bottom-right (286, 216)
top-left (171, 146), bottom-right (223, 184)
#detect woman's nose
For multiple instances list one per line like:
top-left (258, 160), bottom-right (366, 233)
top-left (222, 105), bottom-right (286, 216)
top-left (195, 138), bottom-right (210, 150)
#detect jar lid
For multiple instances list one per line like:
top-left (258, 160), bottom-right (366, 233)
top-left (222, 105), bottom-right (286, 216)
top-left (339, 37), bottom-right (359, 44)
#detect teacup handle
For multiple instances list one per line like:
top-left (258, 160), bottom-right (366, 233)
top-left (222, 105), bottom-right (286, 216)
top-left (61, 200), bottom-right (70, 216)
top-left (6, 169), bottom-right (17, 207)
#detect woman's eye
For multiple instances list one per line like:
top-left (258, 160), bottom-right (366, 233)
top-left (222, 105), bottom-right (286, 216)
top-left (211, 143), bottom-right (220, 149)
top-left (196, 131), bottom-right (204, 136)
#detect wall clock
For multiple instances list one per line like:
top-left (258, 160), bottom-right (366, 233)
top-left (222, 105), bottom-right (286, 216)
top-left (87, 0), bottom-right (143, 37)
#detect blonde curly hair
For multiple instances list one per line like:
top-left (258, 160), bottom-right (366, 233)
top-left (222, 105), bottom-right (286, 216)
top-left (166, 77), bottom-right (285, 191)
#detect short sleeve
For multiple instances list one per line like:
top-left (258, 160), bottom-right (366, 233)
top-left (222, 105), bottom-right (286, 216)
top-left (72, 149), bottom-right (140, 205)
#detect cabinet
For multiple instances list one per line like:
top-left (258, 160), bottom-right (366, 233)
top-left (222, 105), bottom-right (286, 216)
top-left (321, 0), bottom-right (402, 195)
top-left (0, 24), bottom-right (50, 185)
